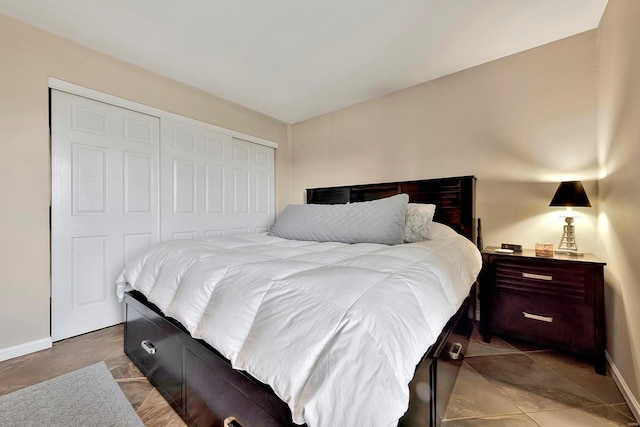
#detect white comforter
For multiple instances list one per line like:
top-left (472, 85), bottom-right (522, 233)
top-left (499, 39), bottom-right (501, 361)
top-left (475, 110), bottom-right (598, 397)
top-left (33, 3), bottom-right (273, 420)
top-left (116, 232), bottom-right (481, 427)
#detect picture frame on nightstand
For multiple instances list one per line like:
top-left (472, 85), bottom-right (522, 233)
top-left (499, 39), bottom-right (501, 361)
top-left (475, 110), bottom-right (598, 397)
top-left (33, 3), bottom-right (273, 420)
top-left (534, 242), bottom-right (554, 257)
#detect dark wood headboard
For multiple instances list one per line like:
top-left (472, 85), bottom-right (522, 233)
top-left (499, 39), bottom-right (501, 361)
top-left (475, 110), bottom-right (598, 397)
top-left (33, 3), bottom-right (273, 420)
top-left (306, 176), bottom-right (477, 243)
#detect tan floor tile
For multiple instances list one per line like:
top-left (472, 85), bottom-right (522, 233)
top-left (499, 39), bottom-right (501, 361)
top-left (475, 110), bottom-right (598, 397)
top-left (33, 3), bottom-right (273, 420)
top-left (467, 328), bottom-right (521, 357)
top-left (441, 413), bottom-right (539, 426)
top-left (527, 404), bottom-right (635, 427)
top-left (106, 353), bottom-right (145, 380)
top-left (494, 331), bottom-right (553, 353)
top-left (527, 350), bottom-right (626, 404)
top-left (444, 362), bottom-right (523, 420)
top-left (610, 403), bottom-right (638, 423)
top-left (466, 353), bottom-right (603, 412)
top-left (117, 378), bottom-right (155, 411)
top-left (137, 388), bottom-right (187, 427)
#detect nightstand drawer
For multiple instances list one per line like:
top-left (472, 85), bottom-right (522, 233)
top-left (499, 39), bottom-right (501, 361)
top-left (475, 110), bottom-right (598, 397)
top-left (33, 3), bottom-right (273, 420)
top-left (493, 291), bottom-right (593, 353)
top-left (480, 248), bottom-right (606, 373)
top-left (495, 259), bottom-right (594, 304)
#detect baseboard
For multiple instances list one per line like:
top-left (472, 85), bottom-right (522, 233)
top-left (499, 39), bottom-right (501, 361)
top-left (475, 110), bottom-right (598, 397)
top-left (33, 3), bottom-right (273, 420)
top-left (606, 350), bottom-right (640, 423)
top-left (0, 337), bottom-right (52, 363)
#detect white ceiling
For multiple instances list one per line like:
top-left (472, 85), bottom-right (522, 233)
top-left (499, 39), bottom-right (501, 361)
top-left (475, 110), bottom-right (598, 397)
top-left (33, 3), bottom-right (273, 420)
top-left (0, 0), bottom-right (608, 123)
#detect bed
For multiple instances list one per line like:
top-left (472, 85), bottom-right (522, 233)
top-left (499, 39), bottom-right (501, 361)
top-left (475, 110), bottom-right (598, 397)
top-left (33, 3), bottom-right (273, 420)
top-left (118, 175), bottom-right (480, 427)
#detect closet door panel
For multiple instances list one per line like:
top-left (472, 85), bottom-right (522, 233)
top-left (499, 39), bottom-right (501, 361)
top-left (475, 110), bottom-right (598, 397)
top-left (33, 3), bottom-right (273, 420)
top-left (205, 164), bottom-right (225, 215)
top-left (161, 120), bottom-right (274, 240)
top-left (173, 160), bottom-right (197, 215)
top-left (227, 138), bottom-right (275, 234)
top-left (51, 90), bottom-right (160, 341)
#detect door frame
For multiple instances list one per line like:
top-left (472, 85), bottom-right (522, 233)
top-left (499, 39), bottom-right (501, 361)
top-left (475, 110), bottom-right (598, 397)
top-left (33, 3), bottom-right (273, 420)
top-left (48, 78), bottom-right (278, 150)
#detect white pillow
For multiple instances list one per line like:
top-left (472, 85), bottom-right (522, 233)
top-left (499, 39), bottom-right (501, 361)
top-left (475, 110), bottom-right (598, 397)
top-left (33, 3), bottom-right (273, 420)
top-left (269, 194), bottom-right (409, 245)
top-left (427, 221), bottom-right (458, 240)
top-left (403, 203), bottom-right (436, 243)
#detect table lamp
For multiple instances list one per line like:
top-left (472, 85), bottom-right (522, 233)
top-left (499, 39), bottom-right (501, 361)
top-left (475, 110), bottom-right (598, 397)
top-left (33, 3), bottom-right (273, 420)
top-left (549, 181), bottom-right (591, 255)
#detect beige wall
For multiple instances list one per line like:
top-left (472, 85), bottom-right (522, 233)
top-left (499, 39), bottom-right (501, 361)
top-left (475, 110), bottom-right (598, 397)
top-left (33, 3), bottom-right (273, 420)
top-left (291, 31), bottom-right (600, 254)
top-left (0, 14), bottom-right (290, 351)
top-left (597, 0), bottom-right (640, 410)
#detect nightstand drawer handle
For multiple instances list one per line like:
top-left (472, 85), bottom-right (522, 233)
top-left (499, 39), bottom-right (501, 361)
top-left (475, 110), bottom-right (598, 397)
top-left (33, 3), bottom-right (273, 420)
top-left (523, 312), bottom-right (553, 323)
top-left (522, 272), bottom-right (552, 281)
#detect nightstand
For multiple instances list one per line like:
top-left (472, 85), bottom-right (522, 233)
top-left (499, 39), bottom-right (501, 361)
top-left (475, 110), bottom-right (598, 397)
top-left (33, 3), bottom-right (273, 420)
top-left (479, 247), bottom-right (606, 374)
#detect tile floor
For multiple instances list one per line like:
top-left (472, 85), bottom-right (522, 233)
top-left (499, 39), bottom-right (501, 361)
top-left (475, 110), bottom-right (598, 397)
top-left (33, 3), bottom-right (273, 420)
top-left (0, 324), bottom-right (637, 426)
top-left (442, 328), bottom-right (638, 426)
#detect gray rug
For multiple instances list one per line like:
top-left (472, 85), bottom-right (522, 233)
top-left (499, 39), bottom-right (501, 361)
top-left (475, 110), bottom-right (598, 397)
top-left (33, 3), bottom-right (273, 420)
top-left (0, 362), bottom-right (144, 427)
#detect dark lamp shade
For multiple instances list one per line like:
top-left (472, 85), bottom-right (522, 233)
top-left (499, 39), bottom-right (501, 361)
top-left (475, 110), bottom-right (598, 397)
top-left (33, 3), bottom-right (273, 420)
top-left (549, 181), bottom-right (592, 208)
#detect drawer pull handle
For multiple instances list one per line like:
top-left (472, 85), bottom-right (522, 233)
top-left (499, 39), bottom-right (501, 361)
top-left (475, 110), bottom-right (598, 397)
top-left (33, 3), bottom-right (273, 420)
top-left (522, 272), bottom-right (552, 281)
top-left (523, 312), bottom-right (553, 323)
top-left (141, 340), bottom-right (156, 355)
top-left (448, 342), bottom-right (463, 360)
top-left (224, 417), bottom-right (243, 427)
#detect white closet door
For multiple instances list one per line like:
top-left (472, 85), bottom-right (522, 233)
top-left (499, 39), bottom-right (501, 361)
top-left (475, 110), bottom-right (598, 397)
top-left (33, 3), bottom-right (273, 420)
top-left (51, 90), bottom-right (160, 341)
top-left (161, 119), bottom-right (274, 240)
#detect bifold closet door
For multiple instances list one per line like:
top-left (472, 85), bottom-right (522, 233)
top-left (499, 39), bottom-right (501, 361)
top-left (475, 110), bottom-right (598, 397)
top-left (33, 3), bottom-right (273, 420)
top-left (160, 119), bottom-right (275, 240)
top-left (51, 90), bottom-right (160, 341)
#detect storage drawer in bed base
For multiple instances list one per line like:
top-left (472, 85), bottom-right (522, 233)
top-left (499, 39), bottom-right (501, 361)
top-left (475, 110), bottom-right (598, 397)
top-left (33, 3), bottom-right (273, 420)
top-left (124, 291), bottom-right (295, 427)
top-left (124, 302), bottom-right (183, 409)
top-left (399, 289), bottom-right (475, 427)
top-left (125, 287), bottom-right (475, 427)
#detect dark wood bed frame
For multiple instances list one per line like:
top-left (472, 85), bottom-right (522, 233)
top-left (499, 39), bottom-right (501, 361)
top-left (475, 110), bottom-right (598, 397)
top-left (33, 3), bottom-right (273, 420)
top-left (123, 175), bottom-right (478, 427)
